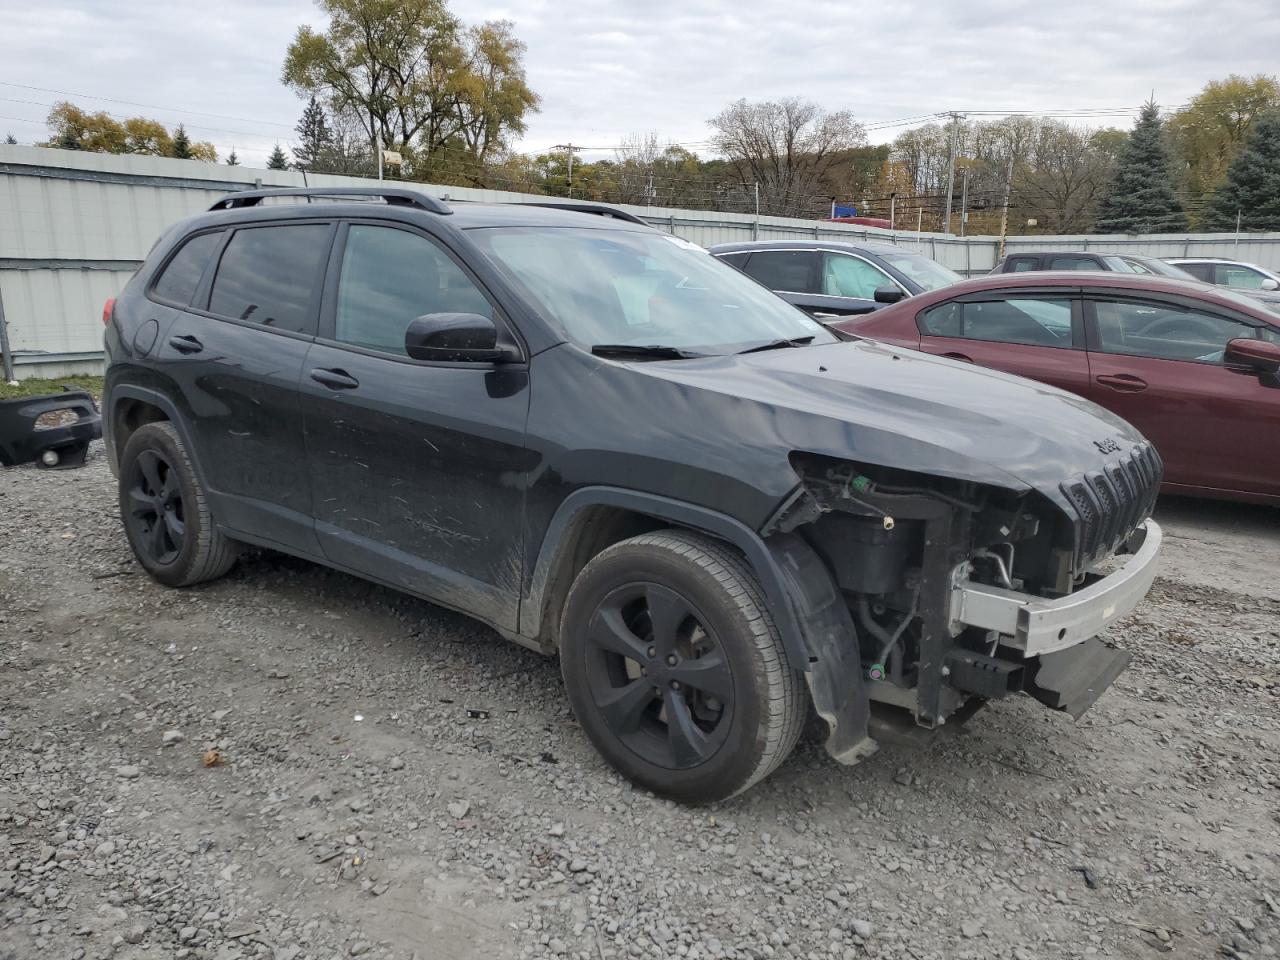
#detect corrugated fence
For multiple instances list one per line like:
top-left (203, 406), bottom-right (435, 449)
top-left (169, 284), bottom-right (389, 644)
top-left (3, 143), bottom-right (1280, 379)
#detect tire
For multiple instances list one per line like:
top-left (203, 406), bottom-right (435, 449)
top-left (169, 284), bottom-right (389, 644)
top-left (117, 421), bottom-right (238, 587)
top-left (560, 530), bottom-right (806, 803)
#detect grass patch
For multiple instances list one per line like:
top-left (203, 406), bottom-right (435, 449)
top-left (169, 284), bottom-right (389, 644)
top-left (0, 375), bottom-right (105, 400)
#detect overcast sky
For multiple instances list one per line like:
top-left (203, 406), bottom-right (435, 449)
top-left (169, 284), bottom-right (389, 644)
top-left (3, 0), bottom-right (1278, 168)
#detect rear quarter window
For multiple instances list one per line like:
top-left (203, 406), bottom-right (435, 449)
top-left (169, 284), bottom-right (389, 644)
top-left (151, 231), bottom-right (222, 306)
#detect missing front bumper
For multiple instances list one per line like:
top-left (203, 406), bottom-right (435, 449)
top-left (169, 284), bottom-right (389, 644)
top-left (948, 520), bottom-right (1162, 657)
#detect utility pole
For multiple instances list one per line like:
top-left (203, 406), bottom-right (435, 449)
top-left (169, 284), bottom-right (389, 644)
top-left (942, 112), bottom-right (963, 235)
top-left (997, 152), bottom-right (1015, 260)
top-left (959, 167), bottom-right (969, 237)
top-left (554, 143), bottom-right (580, 197)
top-left (889, 192), bottom-right (896, 230)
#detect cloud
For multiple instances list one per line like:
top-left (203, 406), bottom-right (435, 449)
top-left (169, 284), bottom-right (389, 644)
top-left (3, 0), bottom-right (1277, 166)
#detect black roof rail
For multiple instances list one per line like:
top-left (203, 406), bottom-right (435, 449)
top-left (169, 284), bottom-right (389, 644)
top-left (518, 201), bottom-right (650, 227)
top-left (209, 186), bottom-right (452, 215)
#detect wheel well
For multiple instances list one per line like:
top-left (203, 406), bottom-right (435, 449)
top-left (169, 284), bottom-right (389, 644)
top-left (112, 398), bottom-right (169, 455)
top-left (537, 506), bottom-right (666, 648)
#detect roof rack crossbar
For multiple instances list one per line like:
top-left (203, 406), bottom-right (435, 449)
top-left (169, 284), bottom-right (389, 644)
top-left (518, 201), bottom-right (650, 227)
top-left (209, 187), bottom-right (452, 215)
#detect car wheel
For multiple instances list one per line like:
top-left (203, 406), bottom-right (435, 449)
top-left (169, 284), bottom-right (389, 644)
top-left (560, 530), bottom-right (806, 803)
top-left (118, 421), bottom-right (238, 587)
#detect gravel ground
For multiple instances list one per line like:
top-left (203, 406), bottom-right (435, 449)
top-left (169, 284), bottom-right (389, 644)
top-left (2, 449), bottom-right (1278, 960)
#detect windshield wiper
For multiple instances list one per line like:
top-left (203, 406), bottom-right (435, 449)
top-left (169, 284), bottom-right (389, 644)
top-left (737, 335), bottom-right (816, 354)
top-left (591, 344), bottom-right (708, 360)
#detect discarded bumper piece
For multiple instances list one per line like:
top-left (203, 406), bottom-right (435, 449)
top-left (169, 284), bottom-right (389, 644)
top-left (0, 389), bottom-right (102, 469)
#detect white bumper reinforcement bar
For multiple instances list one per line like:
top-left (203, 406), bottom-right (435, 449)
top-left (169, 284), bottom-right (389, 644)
top-left (949, 520), bottom-right (1162, 657)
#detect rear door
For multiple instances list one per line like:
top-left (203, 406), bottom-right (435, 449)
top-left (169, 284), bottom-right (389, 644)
top-left (735, 249), bottom-right (835, 316)
top-left (913, 290), bottom-right (1091, 395)
top-left (301, 220), bottom-right (531, 632)
top-left (1082, 294), bottom-right (1280, 496)
top-left (158, 220), bottom-right (334, 554)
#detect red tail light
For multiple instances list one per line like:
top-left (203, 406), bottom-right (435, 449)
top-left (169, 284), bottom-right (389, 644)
top-left (102, 297), bottom-right (116, 327)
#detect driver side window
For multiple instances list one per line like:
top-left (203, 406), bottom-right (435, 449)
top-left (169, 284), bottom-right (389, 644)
top-left (335, 225), bottom-right (492, 355)
top-left (1092, 299), bottom-right (1255, 364)
top-left (822, 254), bottom-right (894, 300)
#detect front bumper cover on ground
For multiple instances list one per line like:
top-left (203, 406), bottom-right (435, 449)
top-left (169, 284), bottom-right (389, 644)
top-left (949, 520), bottom-right (1162, 657)
top-left (0, 389), bottom-right (102, 469)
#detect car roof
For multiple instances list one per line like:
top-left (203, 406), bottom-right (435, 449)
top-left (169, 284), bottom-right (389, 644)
top-left (707, 239), bottom-right (906, 256)
top-left (891, 270), bottom-right (1280, 321)
top-left (190, 192), bottom-right (655, 233)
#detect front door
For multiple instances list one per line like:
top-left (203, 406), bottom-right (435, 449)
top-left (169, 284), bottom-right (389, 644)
top-left (159, 221), bottom-right (334, 554)
top-left (913, 293), bottom-right (1091, 395)
top-left (301, 222), bottom-right (532, 632)
top-left (1083, 295), bottom-right (1280, 497)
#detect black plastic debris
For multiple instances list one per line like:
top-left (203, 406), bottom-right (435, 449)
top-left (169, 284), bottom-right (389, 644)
top-left (0, 387), bottom-right (102, 469)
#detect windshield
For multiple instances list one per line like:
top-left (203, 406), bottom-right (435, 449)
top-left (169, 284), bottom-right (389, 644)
top-left (469, 227), bottom-right (836, 353)
top-left (1124, 256), bottom-right (1197, 280)
top-left (876, 252), bottom-right (961, 291)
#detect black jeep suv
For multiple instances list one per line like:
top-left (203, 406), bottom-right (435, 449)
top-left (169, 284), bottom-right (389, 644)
top-left (104, 187), bottom-right (1163, 803)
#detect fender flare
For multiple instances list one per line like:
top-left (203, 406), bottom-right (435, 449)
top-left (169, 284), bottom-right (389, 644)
top-left (104, 384), bottom-right (207, 486)
top-left (522, 487), bottom-right (873, 761)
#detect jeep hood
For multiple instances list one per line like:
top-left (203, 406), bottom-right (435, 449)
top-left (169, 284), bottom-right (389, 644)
top-left (635, 338), bottom-right (1146, 496)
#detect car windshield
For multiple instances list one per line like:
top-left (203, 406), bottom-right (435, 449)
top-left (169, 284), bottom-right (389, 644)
top-left (876, 252), bottom-right (961, 291)
top-left (469, 227), bottom-right (836, 353)
top-left (1125, 256), bottom-right (1197, 280)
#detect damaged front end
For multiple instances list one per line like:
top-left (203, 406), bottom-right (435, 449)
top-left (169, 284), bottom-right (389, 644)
top-left (771, 447), bottom-right (1162, 760)
top-left (0, 388), bottom-right (103, 469)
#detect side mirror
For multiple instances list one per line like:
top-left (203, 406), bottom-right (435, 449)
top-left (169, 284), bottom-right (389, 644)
top-left (1224, 337), bottom-right (1280, 373)
top-left (404, 313), bottom-right (515, 363)
top-left (1261, 277), bottom-right (1280, 292)
top-left (873, 284), bottom-right (906, 305)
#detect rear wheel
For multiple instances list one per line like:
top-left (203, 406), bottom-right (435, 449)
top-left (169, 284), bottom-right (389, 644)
top-left (118, 422), bottom-right (237, 587)
top-left (560, 530), bottom-right (806, 803)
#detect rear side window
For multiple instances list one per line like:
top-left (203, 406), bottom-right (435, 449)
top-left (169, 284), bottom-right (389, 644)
top-left (1006, 257), bottom-right (1039, 272)
top-left (1176, 262), bottom-right (1214, 282)
top-left (743, 251), bottom-right (816, 293)
top-left (1047, 256), bottom-right (1101, 271)
top-left (208, 224), bottom-right (331, 334)
top-left (716, 252), bottom-right (750, 271)
top-left (152, 232), bottom-right (221, 306)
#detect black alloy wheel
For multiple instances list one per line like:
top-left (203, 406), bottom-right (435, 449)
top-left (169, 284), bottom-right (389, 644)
top-left (125, 448), bottom-right (185, 565)
top-left (584, 582), bottom-right (734, 770)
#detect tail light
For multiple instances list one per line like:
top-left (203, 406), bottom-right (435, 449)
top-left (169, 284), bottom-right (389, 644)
top-left (102, 297), bottom-right (116, 327)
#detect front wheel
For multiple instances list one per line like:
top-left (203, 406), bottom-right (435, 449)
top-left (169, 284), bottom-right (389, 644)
top-left (560, 530), bottom-right (806, 803)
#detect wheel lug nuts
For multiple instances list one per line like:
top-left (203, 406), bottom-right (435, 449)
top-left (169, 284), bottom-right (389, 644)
top-left (647, 646), bottom-right (656, 659)
top-left (670, 680), bottom-right (681, 691)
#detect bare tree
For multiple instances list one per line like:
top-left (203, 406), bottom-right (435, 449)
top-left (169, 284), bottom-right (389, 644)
top-left (709, 98), bottom-right (866, 217)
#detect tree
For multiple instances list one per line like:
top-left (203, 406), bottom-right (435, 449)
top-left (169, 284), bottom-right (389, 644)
top-left (226, 149), bottom-right (240, 166)
top-left (292, 95), bottom-right (333, 170)
top-left (170, 124), bottom-right (192, 159)
top-left (1203, 110), bottom-right (1280, 231)
top-left (1169, 74), bottom-right (1280, 206)
top-left (709, 97), bottom-right (866, 217)
top-left (281, 0), bottom-right (538, 179)
top-left (4, 134), bottom-right (16, 145)
top-left (1094, 102), bottom-right (1186, 233)
top-left (43, 102), bottom-right (127, 153)
top-left (267, 144), bottom-right (290, 169)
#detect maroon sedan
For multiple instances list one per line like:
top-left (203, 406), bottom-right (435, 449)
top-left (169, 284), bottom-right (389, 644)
top-left (840, 272), bottom-right (1280, 505)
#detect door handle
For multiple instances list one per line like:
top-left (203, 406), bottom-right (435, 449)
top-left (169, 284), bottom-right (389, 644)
top-left (310, 368), bottom-right (360, 390)
top-left (1095, 373), bottom-right (1147, 392)
top-left (168, 334), bottom-right (203, 354)
top-left (941, 351), bottom-right (974, 363)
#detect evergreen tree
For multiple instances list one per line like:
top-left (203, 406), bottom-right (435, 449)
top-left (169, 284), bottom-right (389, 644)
top-left (170, 124), bottom-right (192, 159)
top-left (1203, 110), bottom-right (1280, 232)
top-left (292, 96), bottom-right (332, 170)
top-left (1094, 102), bottom-right (1187, 233)
top-left (267, 144), bottom-right (290, 170)
top-left (4, 133), bottom-right (16, 145)
top-left (226, 149), bottom-right (239, 166)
